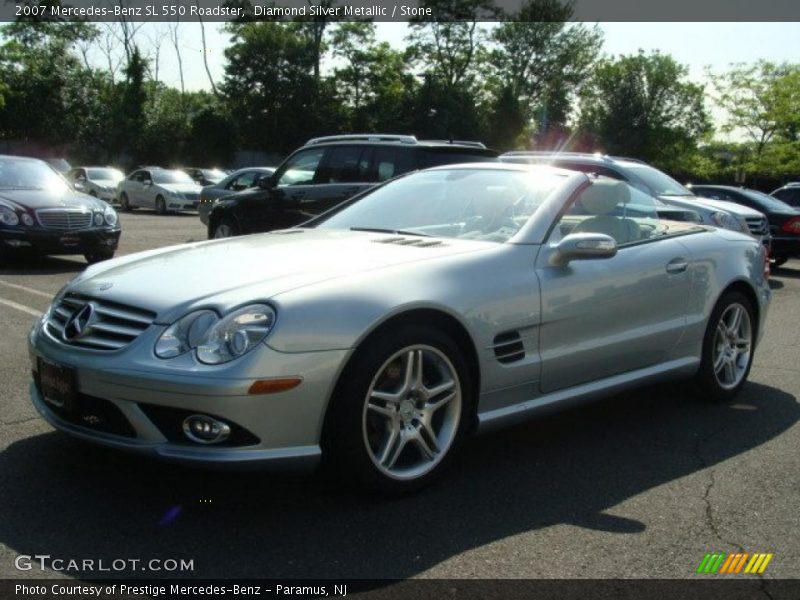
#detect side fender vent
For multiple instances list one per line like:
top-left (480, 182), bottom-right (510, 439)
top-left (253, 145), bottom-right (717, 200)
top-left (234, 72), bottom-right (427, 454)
top-left (492, 331), bottom-right (525, 364)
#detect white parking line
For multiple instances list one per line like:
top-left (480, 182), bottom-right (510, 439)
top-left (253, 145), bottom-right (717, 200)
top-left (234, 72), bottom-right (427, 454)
top-left (0, 280), bottom-right (54, 299)
top-left (0, 297), bottom-right (42, 317)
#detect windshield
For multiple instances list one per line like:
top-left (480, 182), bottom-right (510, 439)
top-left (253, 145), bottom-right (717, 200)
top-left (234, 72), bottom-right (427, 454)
top-left (152, 170), bottom-right (195, 184)
top-left (87, 168), bottom-right (124, 182)
top-left (0, 157), bottom-right (70, 192)
top-left (626, 165), bottom-right (692, 196)
top-left (315, 168), bottom-right (566, 243)
top-left (740, 189), bottom-right (797, 212)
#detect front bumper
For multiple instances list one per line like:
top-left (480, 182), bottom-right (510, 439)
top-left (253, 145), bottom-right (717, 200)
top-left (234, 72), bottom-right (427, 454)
top-left (1, 226), bottom-right (120, 256)
top-left (168, 199), bottom-right (199, 211)
top-left (28, 318), bottom-right (350, 469)
top-left (198, 201), bottom-right (212, 225)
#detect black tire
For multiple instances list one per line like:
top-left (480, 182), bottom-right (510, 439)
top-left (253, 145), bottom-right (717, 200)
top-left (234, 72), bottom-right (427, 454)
top-left (155, 195), bottom-right (167, 215)
top-left (119, 193), bottom-right (133, 212)
top-left (693, 291), bottom-right (756, 402)
top-left (772, 256), bottom-right (789, 268)
top-left (211, 216), bottom-right (239, 239)
top-left (322, 324), bottom-right (475, 495)
top-left (84, 250), bottom-right (115, 264)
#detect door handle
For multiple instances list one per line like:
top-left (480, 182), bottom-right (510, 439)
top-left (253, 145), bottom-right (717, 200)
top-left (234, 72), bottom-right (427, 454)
top-left (666, 258), bottom-right (689, 274)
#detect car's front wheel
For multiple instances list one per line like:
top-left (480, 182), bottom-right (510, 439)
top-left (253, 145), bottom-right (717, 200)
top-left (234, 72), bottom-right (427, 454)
top-left (325, 325), bottom-right (473, 494)
top-left (119, 193), bottom-right (133, 211)
top-left (694, 290), bottom-right (755, 401)
top-left (212, 217), bottom-right (239, 239)
top-left (155, 195), bottom-right (167, 215)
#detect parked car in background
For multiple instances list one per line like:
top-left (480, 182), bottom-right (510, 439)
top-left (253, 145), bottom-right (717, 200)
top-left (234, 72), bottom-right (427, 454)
top-left (198, 167), bottom-right (275, 225)
top-left (28, 164), bottom-right (770, 493)
top-left (206, 134), bottom-right (498, 239)
top-left (500, 153), bottom-right (770, 244)
top-left (117, 168), bottom-right (202, 214)
top-left (771, 183), bottom-right (800, 208)
top-left (183, 168), bottom-right (227, 187)
top-left (66, 167), bottom-right (124, 203)
top-left (0, 155), bottom-right (119, 263)
top-left (690, 184), bottom-right (800, 268)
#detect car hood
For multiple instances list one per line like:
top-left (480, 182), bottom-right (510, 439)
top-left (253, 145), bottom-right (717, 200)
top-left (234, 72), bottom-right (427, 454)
top-left (69, 229), bottom-right (493, 322)
top-left (160, 183), bottom-right (202, 194)
top-left (660, 195), bottom-right (764, 218)
top-left (0, 188), bottom-right (104, 210)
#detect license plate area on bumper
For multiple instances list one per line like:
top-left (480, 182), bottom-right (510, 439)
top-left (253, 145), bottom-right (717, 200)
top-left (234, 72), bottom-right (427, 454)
top-left (37, 357), bottom-right (77, 411)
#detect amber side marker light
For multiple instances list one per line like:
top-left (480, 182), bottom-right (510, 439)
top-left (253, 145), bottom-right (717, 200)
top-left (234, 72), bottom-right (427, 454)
top-left (249, 378), bottom-right (303, 395)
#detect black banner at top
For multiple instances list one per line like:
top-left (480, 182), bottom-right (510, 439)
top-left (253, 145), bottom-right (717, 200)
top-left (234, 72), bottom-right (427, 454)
top-left (2, 0), bottom-right (800, 22)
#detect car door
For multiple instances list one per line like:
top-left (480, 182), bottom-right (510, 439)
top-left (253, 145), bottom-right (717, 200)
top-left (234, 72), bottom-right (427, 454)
top-left (309, 145), bottom-right (375, 215)
top-left (138, 170), bottom-right (156, 208)
top-left (124, 171), bottom-right (144, 206)
top-left (256, 147), bottom-right (329, 231)
top-left (535, 182), bottom-right (695, 393)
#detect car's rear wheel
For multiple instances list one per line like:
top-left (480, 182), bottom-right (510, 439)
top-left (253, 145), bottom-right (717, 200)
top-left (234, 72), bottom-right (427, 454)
top-left (212, 217), bottom-right (238, 239)
top-left (324, 325), bottom-right (473, 494)
top-left (155, 195), bottom-right (167, 215)
top-left (119, 193), bottom-right (133, 211)
top-left (694, 291), bottom-right (755, 401)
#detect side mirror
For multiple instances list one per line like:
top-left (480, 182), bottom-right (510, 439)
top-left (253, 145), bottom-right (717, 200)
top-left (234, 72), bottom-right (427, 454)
top-left (76, 176), bottom-right (87, 183)
top-left (257, 174), bottom-right (274, 190)
top-left (73, 182), bottom-right (85, 191)
top-left (549, 233), bottom-right (617, 267)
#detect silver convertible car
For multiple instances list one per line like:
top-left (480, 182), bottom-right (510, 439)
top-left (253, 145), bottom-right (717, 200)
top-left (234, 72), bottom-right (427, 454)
top-left (28, 164), bottom-right (770, 493)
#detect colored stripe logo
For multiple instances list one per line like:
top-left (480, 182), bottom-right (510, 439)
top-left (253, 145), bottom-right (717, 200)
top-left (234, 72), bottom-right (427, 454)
top-left (697, 552), bottom-right (773, 574)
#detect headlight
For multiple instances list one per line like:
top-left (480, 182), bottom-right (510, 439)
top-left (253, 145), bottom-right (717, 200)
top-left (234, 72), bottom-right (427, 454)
top-left (21, 213), bottom-right (34, 226)
top-left (0, 206), bottom-right (19, 226)
top-left (155, 304), bottom-right (276, 364)
top-left (155, 310), bottom-right (218, 358)
top-left (93, 212), bottom-right (104, 226)
top-left (710, 211), bottom-right (744, 232)
top-left (104, 205), bottom-right (118, 227)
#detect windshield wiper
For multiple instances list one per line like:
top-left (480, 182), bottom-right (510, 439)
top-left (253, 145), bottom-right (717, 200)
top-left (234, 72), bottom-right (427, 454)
top-left (350, 227), bottom-right (431, 237)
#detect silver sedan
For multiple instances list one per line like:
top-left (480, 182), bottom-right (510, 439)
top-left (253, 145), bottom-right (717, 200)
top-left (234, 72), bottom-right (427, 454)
top-left (28, 164), bottom-right (770, 494)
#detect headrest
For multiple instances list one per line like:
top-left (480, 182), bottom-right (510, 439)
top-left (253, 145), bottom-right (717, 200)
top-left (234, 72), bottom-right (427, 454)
top-left (578, 179), bottom-right (631, 215)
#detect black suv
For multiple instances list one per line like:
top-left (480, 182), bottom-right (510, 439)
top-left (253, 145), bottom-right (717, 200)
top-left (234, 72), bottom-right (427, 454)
top-left (207, 135), bottom-right (498, 238)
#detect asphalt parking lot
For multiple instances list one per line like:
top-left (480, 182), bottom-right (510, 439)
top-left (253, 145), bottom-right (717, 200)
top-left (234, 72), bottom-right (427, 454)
top-left (0, 211), bottom-right (798, 582)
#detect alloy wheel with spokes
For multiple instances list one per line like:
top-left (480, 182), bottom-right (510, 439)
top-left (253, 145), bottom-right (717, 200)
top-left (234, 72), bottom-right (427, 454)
top-left (324, 324), bottom-right (473, 493)
top-left (363, 345), bottom-right (462, 481)
top-left (695, 291), bottom-right (756, 401)
top-left (712, 303), bottom-right (752, 390)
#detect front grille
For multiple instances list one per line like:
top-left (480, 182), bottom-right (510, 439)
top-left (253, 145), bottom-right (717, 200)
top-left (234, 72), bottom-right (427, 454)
top-left (746, 216), bottom-right (769, 236)
top-left (36, 208), bottom-right (94, 231)
top-left (46, 293), bottom-right (156, 351)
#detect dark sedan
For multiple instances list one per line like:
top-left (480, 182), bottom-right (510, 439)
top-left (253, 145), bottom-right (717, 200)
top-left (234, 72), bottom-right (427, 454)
top-left (691, 184), bottom-right (800, 267)
top-left (0, 155), bottom-right (120, 263)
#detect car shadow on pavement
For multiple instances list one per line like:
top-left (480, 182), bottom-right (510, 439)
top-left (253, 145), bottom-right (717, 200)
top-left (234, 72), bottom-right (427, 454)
top-left (0, 381), bottom-right (796, 579)
top-left (0, 255), bottom-right (85, 276)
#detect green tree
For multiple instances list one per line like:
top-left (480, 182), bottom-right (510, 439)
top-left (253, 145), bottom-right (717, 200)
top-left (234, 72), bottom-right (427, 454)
top-left (488, 0), bottom-right (603, 148)
top-left (710, 62), bottom-right (800, 150)
top-left (578, 51), bottom-right (711, 169)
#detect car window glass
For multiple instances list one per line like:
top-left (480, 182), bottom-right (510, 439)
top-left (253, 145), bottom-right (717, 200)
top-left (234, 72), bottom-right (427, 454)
top-left (418, 150), bottom-right (493, 169)
top-left (231, 171), bottom-right (257, 190)
top-left (276, 149), bottom-right (326, 186)
top-left (318, 146), bottom-right (364, 184)
top-left (552, 180), bottom-right (686, 247)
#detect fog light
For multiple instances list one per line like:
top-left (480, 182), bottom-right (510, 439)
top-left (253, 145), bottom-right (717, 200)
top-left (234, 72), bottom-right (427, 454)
top-left (182, 415), bottom-right (231, 444)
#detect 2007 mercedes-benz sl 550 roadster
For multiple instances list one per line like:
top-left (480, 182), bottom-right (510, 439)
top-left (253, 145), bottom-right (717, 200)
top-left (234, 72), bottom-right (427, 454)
top-left (28, 164), bottom-right (771, 493)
